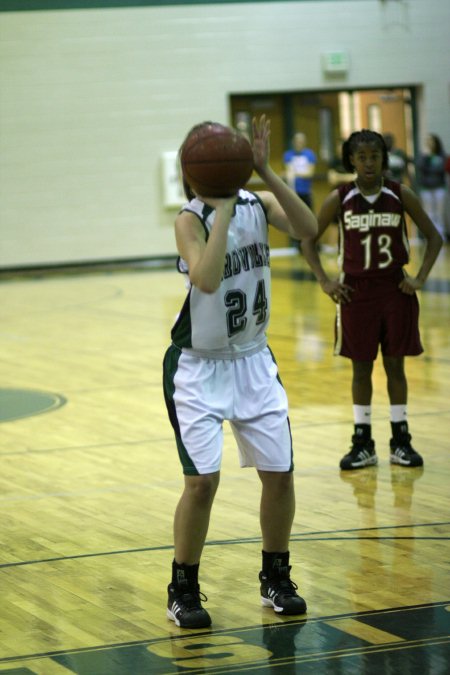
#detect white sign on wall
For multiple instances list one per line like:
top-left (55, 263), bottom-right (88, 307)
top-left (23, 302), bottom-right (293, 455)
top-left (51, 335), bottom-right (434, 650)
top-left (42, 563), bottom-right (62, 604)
top-left (161, 151), bottom-right (185, 208)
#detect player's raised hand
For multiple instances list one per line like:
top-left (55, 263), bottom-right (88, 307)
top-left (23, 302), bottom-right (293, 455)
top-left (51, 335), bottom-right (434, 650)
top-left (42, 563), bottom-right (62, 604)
top-left (252, 115), bottom-right (271, 172)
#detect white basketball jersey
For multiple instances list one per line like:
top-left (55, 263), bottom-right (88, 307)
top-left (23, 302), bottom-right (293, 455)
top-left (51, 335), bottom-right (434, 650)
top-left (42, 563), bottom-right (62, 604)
top-left (171, 189), bottom-right (271, 358)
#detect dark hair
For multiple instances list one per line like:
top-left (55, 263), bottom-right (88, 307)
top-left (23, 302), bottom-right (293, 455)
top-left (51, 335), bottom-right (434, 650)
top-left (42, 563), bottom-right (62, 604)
top-left (342, 129), bottom-right (388, 172)
top-left (382, 132), bottom-right (394, 151)
top-left (178, 121), bottom-right (218, 200)
top-left (428, 133), bottom-right (445, 156)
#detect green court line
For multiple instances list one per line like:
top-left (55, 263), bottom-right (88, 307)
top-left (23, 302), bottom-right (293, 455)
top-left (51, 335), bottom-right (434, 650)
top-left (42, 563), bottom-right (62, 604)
top-left (1, 522), bottom-right (448, 569)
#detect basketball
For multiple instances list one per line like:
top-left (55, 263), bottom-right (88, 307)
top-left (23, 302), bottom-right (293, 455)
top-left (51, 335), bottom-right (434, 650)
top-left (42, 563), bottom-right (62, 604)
top-left (180, 123), bottom-right (254, 197)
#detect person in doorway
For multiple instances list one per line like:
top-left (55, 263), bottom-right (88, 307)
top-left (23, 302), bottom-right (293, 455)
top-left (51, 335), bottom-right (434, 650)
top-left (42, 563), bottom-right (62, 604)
top-left (322, 138), bottom-right (356, 253)
top-left (301, 129), bottom-right (442, 470)
top-left (283, 132), bottom-right (317, 211)
top-left (416, 133), bottom-right (447, 239)
top-left (383, 133), bottom-right (412, 185)
top-left (444, 154), bottom-right (450, 242)
top-left (162, 115), bottom-right (317, 628)
top-left (327, 138), bottom-right (355, 190)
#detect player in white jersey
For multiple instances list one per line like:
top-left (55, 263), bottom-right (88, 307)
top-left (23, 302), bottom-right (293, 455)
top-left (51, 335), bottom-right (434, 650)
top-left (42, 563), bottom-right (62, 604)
top-left (163, 115), bottom-right (318, 628)
top-left (172, 189), bottom-right (271, 357)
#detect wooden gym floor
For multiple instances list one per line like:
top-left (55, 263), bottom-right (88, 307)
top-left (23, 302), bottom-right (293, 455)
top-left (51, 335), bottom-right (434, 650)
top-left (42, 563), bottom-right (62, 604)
top-left (0, 243), bottom-right (449, 674)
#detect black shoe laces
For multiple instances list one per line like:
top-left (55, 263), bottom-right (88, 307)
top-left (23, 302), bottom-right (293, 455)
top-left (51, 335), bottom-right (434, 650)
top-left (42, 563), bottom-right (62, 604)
top-left (176, 589), bottom-right (208, 611)
top-left (270, 577), bottom-right (299, 597)
top-left (349, 436), bottom-right (373, 455)
top-left (393, 433), bottom-right (413, 451)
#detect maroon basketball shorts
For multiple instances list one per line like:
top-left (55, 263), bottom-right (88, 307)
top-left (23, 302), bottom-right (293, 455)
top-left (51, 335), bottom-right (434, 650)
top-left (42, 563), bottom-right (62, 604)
top-left (335, 270), bottom-right (424, 361)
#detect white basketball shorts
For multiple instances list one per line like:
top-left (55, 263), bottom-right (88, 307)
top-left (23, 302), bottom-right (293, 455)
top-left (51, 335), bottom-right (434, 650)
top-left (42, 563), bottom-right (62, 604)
top-left (163, 344), bottom-right (293, 475)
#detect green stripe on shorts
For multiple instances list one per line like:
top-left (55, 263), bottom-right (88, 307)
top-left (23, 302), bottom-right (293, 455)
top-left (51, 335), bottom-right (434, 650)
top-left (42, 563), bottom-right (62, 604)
top-left (163, 344), bottom-right (198, 475)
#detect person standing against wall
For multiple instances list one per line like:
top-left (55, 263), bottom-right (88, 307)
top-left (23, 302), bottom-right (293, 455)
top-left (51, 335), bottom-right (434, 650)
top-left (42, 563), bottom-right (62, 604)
top-left (327, 138), bottom-right (355, 191)
top-left (383, 133), bottom-right (412, 185)
top-left (320, 138), bottom-right (355, 253)
top-left (283, 132), bottom-right (317, 211)
top-left (444, 154), bottom-right (450, 242)
top-left (416, 133), bottom-right (446, 240)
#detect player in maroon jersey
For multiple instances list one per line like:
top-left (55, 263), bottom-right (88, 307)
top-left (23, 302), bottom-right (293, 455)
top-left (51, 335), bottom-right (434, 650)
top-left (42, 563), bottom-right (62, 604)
top-left (302, 129), bottom-right (443, 470)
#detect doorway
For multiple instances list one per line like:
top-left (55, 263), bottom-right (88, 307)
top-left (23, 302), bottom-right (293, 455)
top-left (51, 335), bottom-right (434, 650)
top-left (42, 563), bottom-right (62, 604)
top-left (230, 87), bottom-right (417, 248)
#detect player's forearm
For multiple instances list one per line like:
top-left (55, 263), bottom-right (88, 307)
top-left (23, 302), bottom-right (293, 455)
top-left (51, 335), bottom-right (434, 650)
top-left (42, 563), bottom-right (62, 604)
top-left (259, 165), bottom-right (318, 239)
top-left (416, 231), bottom-right (443, 285)
top-left (301, 239), bottom-right (330, 285)
top-left (189, 213), bottom-right (231, 293)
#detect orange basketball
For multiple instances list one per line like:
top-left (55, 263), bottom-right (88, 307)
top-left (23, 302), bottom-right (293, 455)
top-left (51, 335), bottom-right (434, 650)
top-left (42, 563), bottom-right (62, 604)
top-left (181, 123), bottom-right (254, 197)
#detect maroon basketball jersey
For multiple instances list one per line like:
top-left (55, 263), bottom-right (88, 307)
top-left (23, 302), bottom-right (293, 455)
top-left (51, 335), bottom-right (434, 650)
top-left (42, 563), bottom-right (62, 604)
top-left (337, 179), bottom-right (409, 276)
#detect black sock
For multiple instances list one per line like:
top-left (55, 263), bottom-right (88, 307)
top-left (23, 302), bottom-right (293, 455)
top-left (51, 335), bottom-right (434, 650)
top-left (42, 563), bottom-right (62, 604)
top-left (354, 424), bottom-right (371, 440)
top-left (262, 550), bottom-right (290, 576)
top-left (391, 421), bottom-right (409, 439)
top-left (171, 560), bottom-right (199, 588)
